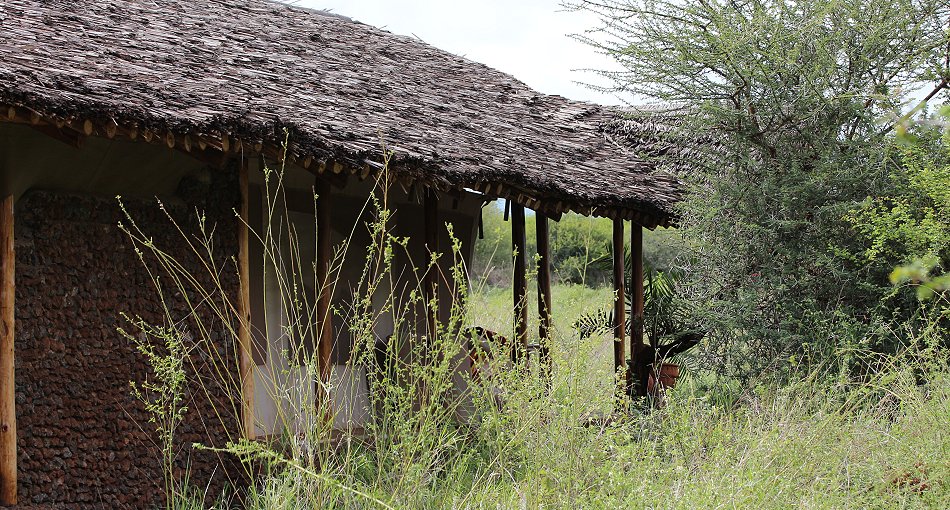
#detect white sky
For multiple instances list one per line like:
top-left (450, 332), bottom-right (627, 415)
top-left (296, 0), bottom-right (626, 105)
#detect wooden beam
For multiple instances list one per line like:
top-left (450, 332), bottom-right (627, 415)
top-left (176, 145), bottom-right (229, 169)
top-left (315, 177), bottom-right (334, 404)
top-left (630, 223), bottom-right (646, 396)
top-left (30, 124), bottom-right (84, 149)
top-left (423, 188), bottom-right (439, 340)
top-left (536, 212), bottom-right (553, 382)
top-left (237, 162), bottom-right (255, 439)
top-left (511, 203), bottom-right (528, 363)
top-left (612, 219), bottom-right (627, 398)
top-left (0, 196), bottom-right (15, 505)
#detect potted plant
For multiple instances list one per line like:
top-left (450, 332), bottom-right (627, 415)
top-left (575, 260), bottom-right (704, 400)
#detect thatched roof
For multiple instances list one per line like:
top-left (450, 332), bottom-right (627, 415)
top-left (0, 0), bottom-right (681, 227)
top-left (603, 105), bottom-right (705, 171)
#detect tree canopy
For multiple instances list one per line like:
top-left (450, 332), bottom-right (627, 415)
top-left (572, 0), bottom-right (950, 378)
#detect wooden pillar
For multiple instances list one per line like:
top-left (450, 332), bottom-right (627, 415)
top-left (0, 196), bottom-right (14, 505)
top-left (237, 162), bottom-right (256, 438)
top-left (423, 189), bottom-right (439, 340)
top-left (630, 223), bottom-right (646, 396)
top-left (315, 178), bottom-right (333, 399)
top-left (536, 212), bottom-right (553, 381)
top-left (612, 219), bottom-right (627, 398)
top-left (511, 203), bottom-right (528, 363)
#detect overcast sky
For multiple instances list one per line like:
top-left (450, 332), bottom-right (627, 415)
top-left (296, 0), bottom-right (626, 105)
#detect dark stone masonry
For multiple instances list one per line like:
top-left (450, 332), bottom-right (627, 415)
top-left (11, 167), bottom-right (246, 508)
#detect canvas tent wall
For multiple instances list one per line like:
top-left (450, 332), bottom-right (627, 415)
top-left (243, 161), bottom-right (485, 437)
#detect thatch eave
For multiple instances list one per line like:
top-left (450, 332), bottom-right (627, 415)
top-left (0, 0), bottom-right (686, 227)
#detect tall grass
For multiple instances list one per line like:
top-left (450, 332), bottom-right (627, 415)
top-left (122, 152), bottom-right (949, 509)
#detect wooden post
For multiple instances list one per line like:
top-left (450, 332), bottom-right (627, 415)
top-left (237, 162), bottom-right (256, 439)
top-left (316, 177), bottom-right (333, 416)
top-left (536, 212), bottom-right (553, 382)
top-left (511, 203), bottom-right (528, 363)
top-left (630, 223), bottom-right (646, 396)
top-left (423, 189), bottom-right (439, 340)
top-left (612, 219), bottom-right (627, 399)
top-left (0, 196), bottom-right (15, 505)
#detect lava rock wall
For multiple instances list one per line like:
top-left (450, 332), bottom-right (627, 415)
top-left (13, 166), bottom-right (245, 508)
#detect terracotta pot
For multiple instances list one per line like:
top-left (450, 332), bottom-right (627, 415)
top-left (647, 362), bottom-right (680, 394)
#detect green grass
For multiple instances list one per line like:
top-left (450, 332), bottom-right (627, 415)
top-left (469, 283), bottom-right (613, 337)
top-left (468, 283), bottom-right (617, 413)
top-left (227, 284), bottom-right (950, 509)
top-left (129, 282), bottom-right (949, 509)
top-left (389, 284), bottom-right (950, 509)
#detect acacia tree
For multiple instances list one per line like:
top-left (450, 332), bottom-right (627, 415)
top-left (571, 0), bottom-right (950, 377)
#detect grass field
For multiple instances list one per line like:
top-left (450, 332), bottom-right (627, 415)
top-left (159, 281), bottom-right (950, 508)
top-left (468, 283), bottom-right (617, 411)
top-left (377, 284), bottom-right (950, 509)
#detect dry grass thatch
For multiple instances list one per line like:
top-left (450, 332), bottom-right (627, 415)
top-left (0, 0), bottom-right (683, 227)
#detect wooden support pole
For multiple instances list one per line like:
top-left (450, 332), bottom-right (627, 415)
top-left (612, 219), bottom-right (627, 398)
top-left (237, 162), bottom-right (256, 439)
top-left (511, 203), bottom-right (528, 363)
top-left (315, 177), bottom-right (334, 397)
top-left (536, 212), bottom-right (553, 382)
top-left (0, 196), bottom-right (15, 505)
top-left (423, 189), bottom-right (439, 340)
top-left (630, 223), bottom-right (646, 396)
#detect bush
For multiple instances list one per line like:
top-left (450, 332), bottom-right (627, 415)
top-left (847, 111), bottom-right (950, 344)
top-left (572, 0), bottom-right (950, 379)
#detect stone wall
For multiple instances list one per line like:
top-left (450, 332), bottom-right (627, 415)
top-left (12, 167), bottom-right (245, 508)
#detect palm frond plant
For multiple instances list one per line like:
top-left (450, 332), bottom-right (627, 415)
top-left (574, 253), bottom-right (704, 397)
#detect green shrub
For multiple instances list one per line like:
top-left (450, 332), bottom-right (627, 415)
top-left (572, 0), bottom-right (950, 378)
top-left (847, 113), bottom-right (950, 327)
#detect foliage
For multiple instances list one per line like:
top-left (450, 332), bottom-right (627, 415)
top-left (120, 315), bottom-right (192, 510)
top-left (121, 144), bottom-right (950, 509)
top-left (574, 263), bottom-right (703, 390)
top-left (574, 264), bottom-right (692, 346)
top-left (571, 0), bottom-right (950, 378)
top-left (847, 113), bottom-right (950, 320)
top-left (547, 212), bottom-right (613, 285)
top-left (848, 121), bottom-right (949, 262)
top-left (473, 203), bottom-right (613, 286)
top-left (169, 290), bottom-right (950, 509)
top-left (891, 257), bottom-right (950, 302)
